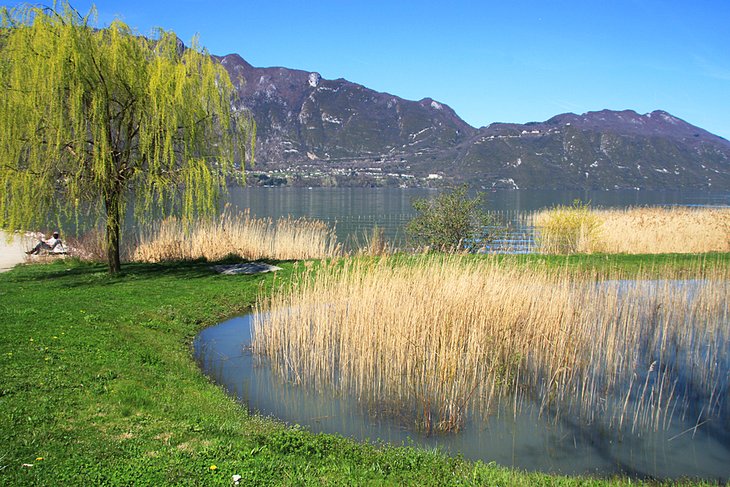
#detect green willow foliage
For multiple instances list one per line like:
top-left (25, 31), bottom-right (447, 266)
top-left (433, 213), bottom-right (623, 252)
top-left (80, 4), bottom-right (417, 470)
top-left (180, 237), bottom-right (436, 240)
top-left (0, 2), bottom-right (255, 272)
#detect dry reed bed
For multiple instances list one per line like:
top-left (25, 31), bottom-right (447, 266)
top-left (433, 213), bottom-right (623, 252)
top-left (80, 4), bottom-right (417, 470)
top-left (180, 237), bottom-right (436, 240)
top-left (252, 257), bottom-right (729, 435)
top-left (132, 210), bottom-right (341, 262)
top-left (533, 206), bottom-right (730, 254)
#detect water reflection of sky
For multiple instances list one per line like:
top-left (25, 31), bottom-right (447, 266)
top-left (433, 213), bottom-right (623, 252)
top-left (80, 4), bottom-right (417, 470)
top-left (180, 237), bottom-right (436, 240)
top-left (194, 299), bottom-right (730, 481)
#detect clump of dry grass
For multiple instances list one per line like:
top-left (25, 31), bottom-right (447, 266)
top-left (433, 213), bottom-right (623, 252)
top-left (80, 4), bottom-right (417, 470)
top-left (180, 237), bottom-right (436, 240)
top-left (591, 206), bottom-right (730, 254)
top-left (132, 209), bottom-right (341, 262)
top-left (62, 227), bottom-right (111, 262)
top-left (252, 257), bottom-right (729, 435)
top-left (534, 206), bottom-right (730, 254)
top-left (533, 201), bottom-right (601, 253)
top-left (354, 225), bottom-right (393, 257)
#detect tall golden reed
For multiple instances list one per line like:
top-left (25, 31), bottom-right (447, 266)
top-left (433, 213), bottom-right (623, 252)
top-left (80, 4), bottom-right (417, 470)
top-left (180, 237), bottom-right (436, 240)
top-left (252, 256), bottom-right (728, 434)
top-left (534, 206), bottom-right (730, 254)
top-left (132, 209), bottom-right (341, 262)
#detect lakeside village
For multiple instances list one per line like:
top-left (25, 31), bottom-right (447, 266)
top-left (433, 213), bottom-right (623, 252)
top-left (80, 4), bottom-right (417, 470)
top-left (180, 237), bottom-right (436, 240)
top-left (246, 162), bottom-right (446, 188)
top-left (245, 160), bottom-right (521, 189)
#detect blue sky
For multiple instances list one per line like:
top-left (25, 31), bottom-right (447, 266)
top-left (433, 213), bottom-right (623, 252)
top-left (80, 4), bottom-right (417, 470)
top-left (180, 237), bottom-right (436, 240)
top-left (10, 1), bottom-right (730, 139)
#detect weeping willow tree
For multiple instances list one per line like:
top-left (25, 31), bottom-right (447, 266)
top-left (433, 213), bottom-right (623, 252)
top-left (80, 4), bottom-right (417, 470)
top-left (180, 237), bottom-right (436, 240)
top-left (0, 3), bottom-right (255, 273)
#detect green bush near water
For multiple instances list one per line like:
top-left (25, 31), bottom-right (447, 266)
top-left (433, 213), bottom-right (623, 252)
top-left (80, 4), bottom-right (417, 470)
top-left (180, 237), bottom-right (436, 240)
top-left (0, 257), bottom-right (724, 485)
top-left (406, 185), bottom-right (501, 252)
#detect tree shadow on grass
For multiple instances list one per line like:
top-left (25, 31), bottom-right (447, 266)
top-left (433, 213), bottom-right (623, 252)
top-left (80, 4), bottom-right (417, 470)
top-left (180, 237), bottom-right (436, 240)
top-left (1, 256), bottom-right (294, 286)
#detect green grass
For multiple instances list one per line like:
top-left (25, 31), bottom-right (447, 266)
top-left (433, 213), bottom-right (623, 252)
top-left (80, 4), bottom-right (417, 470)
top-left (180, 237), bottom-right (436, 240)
top-left (356, 251), bottom-right (730, 277)
top-left (494, 251), bottom-right (730, 275)
top-left (0, 256), bottom-right (725, 485)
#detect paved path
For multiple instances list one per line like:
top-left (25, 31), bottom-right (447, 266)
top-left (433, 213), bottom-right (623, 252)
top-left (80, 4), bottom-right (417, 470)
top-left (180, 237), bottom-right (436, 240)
top-left (0, 231), bottom-right (27, 273)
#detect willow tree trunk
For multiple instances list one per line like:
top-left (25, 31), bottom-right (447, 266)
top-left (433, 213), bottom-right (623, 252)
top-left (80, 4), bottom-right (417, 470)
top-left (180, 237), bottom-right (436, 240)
top-left (105, 189), bottom-right (122, 274)
top-left (0, 6), bottom-right (254, 270)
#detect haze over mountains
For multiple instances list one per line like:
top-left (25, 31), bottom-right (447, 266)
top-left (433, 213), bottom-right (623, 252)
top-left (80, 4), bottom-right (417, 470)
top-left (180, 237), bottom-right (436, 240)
top-left (218, 53), bottom-right (730, 190)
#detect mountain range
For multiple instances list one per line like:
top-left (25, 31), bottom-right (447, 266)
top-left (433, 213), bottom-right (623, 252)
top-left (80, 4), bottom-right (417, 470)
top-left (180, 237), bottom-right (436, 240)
top-left (217, 53), bottom-right (730, 190)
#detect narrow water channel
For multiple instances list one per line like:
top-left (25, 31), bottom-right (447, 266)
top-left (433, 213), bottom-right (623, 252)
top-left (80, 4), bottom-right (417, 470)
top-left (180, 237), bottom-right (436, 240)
top-left (193, 310), bottom-right (729, 482)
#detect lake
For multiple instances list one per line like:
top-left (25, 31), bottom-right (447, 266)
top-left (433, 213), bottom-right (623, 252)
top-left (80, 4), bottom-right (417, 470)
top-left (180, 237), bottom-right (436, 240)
top-left (224, 187), bottom-right (730, 247)
top-left (192, 188), bottom-right (729, 480)
top-left (63, 187), bottom-right (728, 246)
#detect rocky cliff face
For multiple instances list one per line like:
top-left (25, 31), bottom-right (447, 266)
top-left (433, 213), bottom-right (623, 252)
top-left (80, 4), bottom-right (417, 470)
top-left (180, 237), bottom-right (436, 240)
top-left (217, 54), bottom-right (730, 190)
top-left (456, 110), bottom-right (730, 190)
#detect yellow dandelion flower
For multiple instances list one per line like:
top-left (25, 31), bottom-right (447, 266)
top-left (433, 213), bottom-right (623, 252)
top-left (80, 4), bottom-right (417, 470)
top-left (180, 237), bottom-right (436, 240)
top-left (209, 465), bottom-right (218, 471)
top-left (35, 457), bottom-right (44, 461)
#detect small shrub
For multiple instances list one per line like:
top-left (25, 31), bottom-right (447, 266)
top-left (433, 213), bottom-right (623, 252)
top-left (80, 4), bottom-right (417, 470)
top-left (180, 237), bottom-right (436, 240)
top-left (406, 185), bottom-right (499, 252)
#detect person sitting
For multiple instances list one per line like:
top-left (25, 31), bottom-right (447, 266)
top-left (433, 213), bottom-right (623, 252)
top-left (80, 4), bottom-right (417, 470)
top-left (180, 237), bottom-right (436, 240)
top-left (26, 231), bottom-right (64, 255)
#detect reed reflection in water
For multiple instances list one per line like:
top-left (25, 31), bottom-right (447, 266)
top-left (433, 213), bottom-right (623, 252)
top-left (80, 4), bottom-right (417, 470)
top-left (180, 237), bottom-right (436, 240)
top-left (195, 300), bottom-right (730, 480)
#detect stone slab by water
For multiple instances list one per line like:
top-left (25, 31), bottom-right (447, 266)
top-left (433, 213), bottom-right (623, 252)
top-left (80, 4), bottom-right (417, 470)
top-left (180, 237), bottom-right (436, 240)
top-left (211, 262), bottom-right (283, 275)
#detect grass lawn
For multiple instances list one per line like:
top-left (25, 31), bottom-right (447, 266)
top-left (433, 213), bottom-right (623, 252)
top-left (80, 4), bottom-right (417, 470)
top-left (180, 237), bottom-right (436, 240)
top-left (0, 256), bottom-right (724, 485)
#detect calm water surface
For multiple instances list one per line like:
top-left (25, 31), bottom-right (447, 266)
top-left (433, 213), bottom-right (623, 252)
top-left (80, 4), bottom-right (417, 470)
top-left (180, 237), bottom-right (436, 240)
top-left (225, 188), bottom-right (730, 245)
top-left (194, 300), bottom-right (730, 481)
